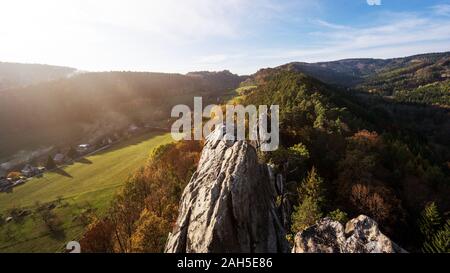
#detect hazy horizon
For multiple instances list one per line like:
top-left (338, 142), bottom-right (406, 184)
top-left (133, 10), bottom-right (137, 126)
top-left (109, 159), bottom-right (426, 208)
top-left (1, 0), bottom-right (450, 74)
top-left (2, 49), bottom-right (449, 77)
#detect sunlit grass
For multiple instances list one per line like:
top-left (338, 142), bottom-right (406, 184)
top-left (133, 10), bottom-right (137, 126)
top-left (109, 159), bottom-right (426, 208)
top-left (0, 132), bottom-right (175, 252)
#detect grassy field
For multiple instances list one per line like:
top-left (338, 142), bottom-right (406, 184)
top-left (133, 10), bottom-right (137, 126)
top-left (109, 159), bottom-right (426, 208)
top-left (0, 131), bottom-right (175, 252)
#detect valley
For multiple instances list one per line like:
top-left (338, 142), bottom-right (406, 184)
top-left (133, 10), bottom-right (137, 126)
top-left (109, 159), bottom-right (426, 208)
top-left (0, 131), bottom-right (174, 252)
top-left (0, 52), bottom-right (448, 253)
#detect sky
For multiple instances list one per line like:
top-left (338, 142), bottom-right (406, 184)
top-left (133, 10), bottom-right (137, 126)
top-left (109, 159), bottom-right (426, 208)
top-left (0, 0), bottom-right (449, 75)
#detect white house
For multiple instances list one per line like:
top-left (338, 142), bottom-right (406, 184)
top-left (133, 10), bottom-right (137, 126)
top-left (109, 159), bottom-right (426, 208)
top-left (77, 144), bottom-right (91, 153)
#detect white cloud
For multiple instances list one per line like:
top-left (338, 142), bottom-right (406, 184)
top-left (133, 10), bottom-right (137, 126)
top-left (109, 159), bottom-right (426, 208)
top-left (0, 0), bottom-right (315, 72)
top-left (0, 0), bottom-right (241, 45)
top-left (367, 0), bottom-right (381, 6)
top-left (0, 0), bottom-right (448, 75)
top-left (431, 4), bottom-right (450, 16)
top-left (254, 11), bottom-right (450, 65)
top-left (314, 20), bottom-right (351, 30)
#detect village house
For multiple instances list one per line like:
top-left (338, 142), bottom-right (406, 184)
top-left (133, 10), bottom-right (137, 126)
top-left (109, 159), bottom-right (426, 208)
top-left (21, 164), bottom-right (41, 177)
top-left (76, 144), bottom-right (91, 153)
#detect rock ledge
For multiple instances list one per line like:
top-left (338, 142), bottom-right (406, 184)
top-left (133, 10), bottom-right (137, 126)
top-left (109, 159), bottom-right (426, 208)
top-left (292, 215), bottom-right (407, 253)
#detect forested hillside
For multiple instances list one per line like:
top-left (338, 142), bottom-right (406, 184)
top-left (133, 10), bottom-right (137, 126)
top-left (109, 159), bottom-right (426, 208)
top-left (274, 52), bottom-right (450, 106)
top-left (0, 71), bottom-right (241, 161)
top-left (1, 54), bottom-right (448, 253)
top-left (0, 62), bottom-right (76, 91)
top-left (186, 70), bottom-right (248, 93)
top-left (81, 68), bottom-right (449, 253)
top-left (241, 69), bottom-right (449, 252)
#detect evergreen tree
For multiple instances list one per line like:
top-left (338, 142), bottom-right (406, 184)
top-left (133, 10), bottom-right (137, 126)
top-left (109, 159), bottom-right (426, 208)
top-left (45, 155), bottom-right (56, 169)
top-left (328, 209), bottom-right (349, 224)
top-left (418, 202), bottom-right (449, 253)
top-left (423, 219), bottom-right (449, 253)
top-left (298, 167), bottom-right (325, 205)
top-left (291, 167), bottom-right (325, 233)
top-left (419, 202), bottom-right (441, 240)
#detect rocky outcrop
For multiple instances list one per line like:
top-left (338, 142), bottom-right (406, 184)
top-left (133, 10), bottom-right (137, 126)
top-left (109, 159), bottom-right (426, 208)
top-left (292, 215), bottom-right (407, 253)
top-left (164, 125), bottom-right (405, 253)
top-left (165, 126), bottom-right (289, 253)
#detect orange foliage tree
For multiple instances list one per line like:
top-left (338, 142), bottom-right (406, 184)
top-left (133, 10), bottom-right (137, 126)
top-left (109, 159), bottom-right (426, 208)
top-left (81, 140), bottom-right (202, 253)
top-left (79, 218), bottom-right (115, 253)
top-left (337, 130), bottom-right (406, 234)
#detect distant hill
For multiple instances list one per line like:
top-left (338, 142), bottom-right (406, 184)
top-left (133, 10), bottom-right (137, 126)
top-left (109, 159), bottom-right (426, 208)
top-left (243, 54), bottom-right (450, 168)
top-left (262, 52), bottom-right (450, 106)
top-left (186, 70), bottom-right (248, 91)
top-left (278, 58), bottom-right (385, 86)
top-left (0, 70), bottom-right (243, 162)
top-left (0, 62), bottom-right (76, 91)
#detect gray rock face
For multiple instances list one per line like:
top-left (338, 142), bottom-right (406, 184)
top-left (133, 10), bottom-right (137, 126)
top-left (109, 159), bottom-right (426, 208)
top-left (292, 215), bottom-right (407, 253)
top-left (165, 126), bottom-right (289, 253)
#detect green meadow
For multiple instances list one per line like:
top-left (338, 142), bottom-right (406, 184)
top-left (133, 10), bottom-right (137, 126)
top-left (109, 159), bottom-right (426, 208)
top-left (0, 132), bottom-right (175, 252)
